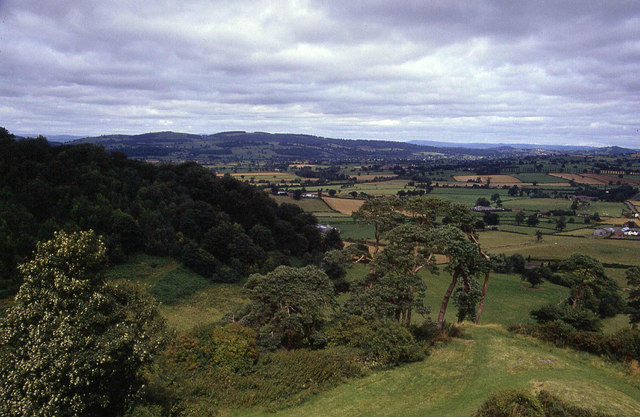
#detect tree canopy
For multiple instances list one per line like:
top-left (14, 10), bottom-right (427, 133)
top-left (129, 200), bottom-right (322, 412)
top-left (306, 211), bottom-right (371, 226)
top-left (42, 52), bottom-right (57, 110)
top-left (0, 230), bottom-right (164, 417)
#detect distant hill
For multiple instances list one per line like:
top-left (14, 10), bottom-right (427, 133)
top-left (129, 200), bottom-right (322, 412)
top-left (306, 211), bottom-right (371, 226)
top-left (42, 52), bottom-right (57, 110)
top-left (72, 131), bottom-right (442, 162)
top-left (70, 131), bottom-right (638, 163)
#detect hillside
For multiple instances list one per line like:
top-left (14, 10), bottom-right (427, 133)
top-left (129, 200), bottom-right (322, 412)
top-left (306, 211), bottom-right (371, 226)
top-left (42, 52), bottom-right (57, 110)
top-left (235, 325), bottom-right (640, 417)
top-left (72, 131), bottom-right (438, 162)
top-left (0, 129), bottom-right (325, 297)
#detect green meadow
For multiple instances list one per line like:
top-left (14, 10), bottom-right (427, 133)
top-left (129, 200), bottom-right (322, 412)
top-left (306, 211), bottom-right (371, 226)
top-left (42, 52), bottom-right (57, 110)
top-left (231, 325), bottom-right (640, 417)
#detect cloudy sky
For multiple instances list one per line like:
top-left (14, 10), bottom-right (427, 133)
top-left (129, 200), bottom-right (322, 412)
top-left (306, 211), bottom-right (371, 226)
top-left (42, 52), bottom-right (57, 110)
top-left (1, 1), bottom-right (639, 146)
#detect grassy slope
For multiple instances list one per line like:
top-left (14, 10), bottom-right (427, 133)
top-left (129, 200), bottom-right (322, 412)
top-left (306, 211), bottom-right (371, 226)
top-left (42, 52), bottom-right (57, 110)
top-left (231, 325), bottom-right (640, 417)
top-left (105, 254), bottom-right (247, 330)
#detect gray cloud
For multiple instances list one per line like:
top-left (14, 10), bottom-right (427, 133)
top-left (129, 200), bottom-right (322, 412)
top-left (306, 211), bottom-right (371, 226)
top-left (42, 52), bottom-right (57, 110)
top-left (1, 0), bottom-right (639, 146)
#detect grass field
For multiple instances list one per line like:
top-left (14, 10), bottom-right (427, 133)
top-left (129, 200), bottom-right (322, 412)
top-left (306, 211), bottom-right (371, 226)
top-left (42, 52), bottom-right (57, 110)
top-left (270, 195), bottom-right (338, 214)
top-left (105, 254), bottom-right (247, 330)
top-left (453, 174), bottom-right (521, 184)
top-left (232, 325), bottom-right (640, 417)
top-left (323, 197), bottom-right (365, 215)
top-left (478, 230), bottom-right (640, 266)
top-left (549, 173), bottom-right (606, 184)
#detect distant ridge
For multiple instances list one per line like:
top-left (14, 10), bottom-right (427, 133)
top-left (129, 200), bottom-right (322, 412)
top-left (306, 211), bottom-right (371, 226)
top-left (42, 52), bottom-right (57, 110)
top-left (69, 131), bottom-right (639, 162)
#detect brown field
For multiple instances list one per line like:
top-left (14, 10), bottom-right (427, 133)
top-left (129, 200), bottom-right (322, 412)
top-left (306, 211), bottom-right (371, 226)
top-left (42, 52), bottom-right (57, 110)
top-left (351, 174), bottom-right (398, 181)
top-left (453, 175), bottom-right (521, 184)
top-left (582, 173), bottom-right (640, 185)
top-left (630, 201), bottom-right (640, 210)
top-left (548, 173), bottom-right (606, 184)
top-left (322, 197), bottom-right (365, 215)
top-left (601, 217), bottom-right (640, 226)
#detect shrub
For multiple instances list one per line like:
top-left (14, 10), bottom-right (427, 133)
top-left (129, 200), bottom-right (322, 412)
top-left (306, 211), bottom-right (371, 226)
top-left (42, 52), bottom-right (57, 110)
top-left (166, 323), bottom-right (258, 374)
top-left (473, 389), bottom-right (543, 417)
top-left (530, 304), bottom-right (602, 332)
top-left (327, 315), bottom-right (428, 365)
top-left (509, 323), bottom-right (640, 362)
top-left (536, 390), bottom-right (617, 417)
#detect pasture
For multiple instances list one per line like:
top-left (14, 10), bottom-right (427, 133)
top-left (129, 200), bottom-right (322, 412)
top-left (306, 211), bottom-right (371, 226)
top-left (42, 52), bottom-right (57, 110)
top-left (322, 197), bottom-right (365, 215)
top-left (233, 325), bottom-right (640, 417)
top-left (549, 173), bottom-right (606, 184)
top-left (453, 174), bottom-right (522, 184)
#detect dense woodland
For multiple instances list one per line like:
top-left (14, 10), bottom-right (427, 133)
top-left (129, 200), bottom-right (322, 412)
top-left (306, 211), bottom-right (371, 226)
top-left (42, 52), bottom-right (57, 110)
top-left (0, 127), bottom-right (331, 298)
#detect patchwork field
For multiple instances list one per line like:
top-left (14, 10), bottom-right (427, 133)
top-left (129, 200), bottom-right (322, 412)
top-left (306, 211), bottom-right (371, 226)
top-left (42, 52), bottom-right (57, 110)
top-left (453, 174), bottom-right (521, 184)
top-left (478, 230), bottom-right (640, 266)
top-left (323, 197), bottom-right (365, 215)
top-left (512, 173), bottom-right (569, 183)
top-left (350, 174), bottom-right (398, 181)
top-left (601, 217), bottom-right (640, 226)
top-left (549, 173), bottom-right (606, 184)
top-left (583, 173), bottom-right (640, 186)
top-left (270, 195), bottom-right (338, 214)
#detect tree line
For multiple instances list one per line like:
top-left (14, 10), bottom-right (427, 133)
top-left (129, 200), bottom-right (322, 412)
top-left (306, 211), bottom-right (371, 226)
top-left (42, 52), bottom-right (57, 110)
top-left (0, 127), bottom-right (332, 297)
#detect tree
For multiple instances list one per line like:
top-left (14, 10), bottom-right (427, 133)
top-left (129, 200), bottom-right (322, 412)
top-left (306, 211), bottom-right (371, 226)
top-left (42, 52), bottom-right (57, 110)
top-left (483, 211), bottom-right (499, 225)
top-left (527, 214), bottom-right (539, 226)
top-left (352, 196), bottom-right (403, 256)
top-left (535, 229), bottom-right (543, 242)
top-left (522, 267), bottom-right (544, 288)
top-left (555, 216), bottom-right (566, 232)
top-left (515, 211), bottom-right (525, 225)
top-left (476, 197), bottom-right (491, 207)
top-left (0, 231), bottom-right (164, 417)
top-left (241, 265), bottom-right (336, 349)
top-left (626, 267), bottom-right (640, 327)
top-left (559, 254), bottom-right (623, 316)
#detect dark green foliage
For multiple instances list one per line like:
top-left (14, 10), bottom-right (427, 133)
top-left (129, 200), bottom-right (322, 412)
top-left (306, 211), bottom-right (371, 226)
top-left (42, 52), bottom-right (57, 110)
top-left (0, 132), bottom-right (323, 294)
top-left (148, 266), bottom-right (210, 304)
top-left (241, 265), bottom-right (336, 349)
top-left (521, 266), bottom-right (548, 288)
top-left (327, 315), bottom-right (428, 365)
top-left (475, 389), bottom-right (618, 417)
top-left (509, 323), bottom-right (640, 362)
top-left (166, 323), bottom-right (258, 374)
top-left (626, 267), bottom-right (640, 326)
top-left (559, 254), bottom-right (624, 317)
top-left (510, 253), bottom-right (526, 273)
top-left (322, 227), bottom-right (344, 252)
top-left (527, 214), bottom-right (540, 226)
top-left (0, 231), bottom-right (164, 417)
top-left (473, 389), bottom-right (543, 417)
top-left (452, 278), bottom-right (482, 322)
top-left (321, 250), bottom-right (350, 292)
top-left (157, 343), bottom-right (362, 413)
top-left (483, 211), bottom-right (500, 225)
top-left (530, 304), bottom-right (602, 332)
top-left (536, 390), bottom-right (618, 417)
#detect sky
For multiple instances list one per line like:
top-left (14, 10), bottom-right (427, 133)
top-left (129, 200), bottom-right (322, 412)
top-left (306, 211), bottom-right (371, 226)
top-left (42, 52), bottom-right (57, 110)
top-left (1, 1), bottom-right (639, 147)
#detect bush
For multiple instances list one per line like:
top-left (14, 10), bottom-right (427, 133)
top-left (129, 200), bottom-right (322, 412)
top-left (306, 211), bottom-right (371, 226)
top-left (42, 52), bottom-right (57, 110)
top-left (475, 390), bottom-right (618, 417)
top-left (509, 323), bottom-right (640, 362)
top-left (536, 390), bottom-right (617, 417)
top-left (530, 304), bottom-right (602, 332)
top-left (473, 389), bottom-right (543, 417)
top-left (166, 323), bottom-right (258, 374)
top-left (327, 315), bottom-right (428, 365)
